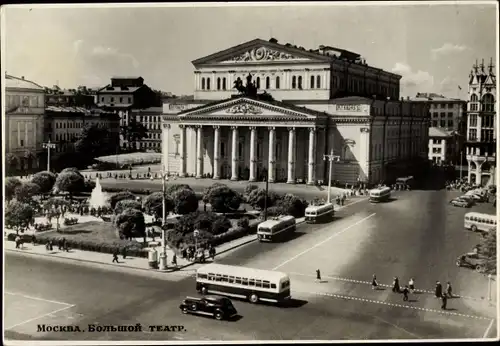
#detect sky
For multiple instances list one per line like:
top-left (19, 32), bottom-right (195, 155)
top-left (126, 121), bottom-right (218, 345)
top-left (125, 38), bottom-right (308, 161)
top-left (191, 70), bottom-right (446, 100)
top-left (2, 2), bottom-right (497, 99)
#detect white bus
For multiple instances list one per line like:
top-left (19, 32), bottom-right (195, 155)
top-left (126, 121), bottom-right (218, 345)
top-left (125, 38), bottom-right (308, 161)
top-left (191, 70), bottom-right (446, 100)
top-left (257, 215), bottom-right (296, 242)
top-left (196, 263), bottom-right (291, 304)
top-left (464, 212), bottom-right (497, 233)
top-left (369, 186), bottom-right (391, 203)
top-left (305, 203), bottom-right (335, 223)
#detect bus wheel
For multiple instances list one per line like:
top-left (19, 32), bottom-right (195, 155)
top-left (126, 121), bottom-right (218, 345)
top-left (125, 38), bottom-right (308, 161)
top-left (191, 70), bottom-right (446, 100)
top-left (471, 225), bottom-right (478, 232)
top-left (201, 286), bottom-right (208, 295)
top-left (249, 293), bottom-right (259, 303)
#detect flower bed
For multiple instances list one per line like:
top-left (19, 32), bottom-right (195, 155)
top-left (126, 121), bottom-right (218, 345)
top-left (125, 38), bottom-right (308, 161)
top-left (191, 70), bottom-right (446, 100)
top-left (7, 221), bottom-right (147, 258)
top-left (95, 153), bottom-right (161, 166)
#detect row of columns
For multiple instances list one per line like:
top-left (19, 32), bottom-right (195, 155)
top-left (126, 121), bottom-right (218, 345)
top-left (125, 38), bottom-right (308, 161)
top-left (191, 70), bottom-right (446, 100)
top-left (172, 124), bottom-right (317, 184)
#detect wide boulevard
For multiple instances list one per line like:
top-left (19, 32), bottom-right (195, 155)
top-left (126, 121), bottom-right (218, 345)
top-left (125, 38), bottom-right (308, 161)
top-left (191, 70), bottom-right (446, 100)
top-left (4, 188), bottom-right (497, 341)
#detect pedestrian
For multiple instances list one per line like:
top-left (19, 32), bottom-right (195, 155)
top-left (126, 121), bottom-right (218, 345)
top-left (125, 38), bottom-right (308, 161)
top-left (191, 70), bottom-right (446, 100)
top-left (112, 249), bottom-right (119, 263)
top-left (441, 292), bottom-right (448, 310)
top-left (392, 276), bottom-right (400, 293)
top-left (371, 274), bottom-right (378, 290)
top-left (62, 238), bottom-right (67, 251)
top-left (435, 281), bottom-right (443, 298)
top-left (63, 241), bottom-right (70, 252)
top-left (409, 277), bottom-right (415, 294)
top-left (15, 235), bottom-right (21, 249)
top-left (402, 285), bottom-right (409, 301)
top-left (49, 240), bottom-right (54, 251)
top-left (336, 196), bottom-right (341, 205)
top-left (209, 247), bottom-right (216, 260)
top-left (32, 235), bottom-right (36, 246)
top-left (122, 247), bottom-right (127, 259)
top-left (316, 269), bottom-right (322, 282)
top-left (341, 195), bottom-right (346, 206)
top-left (181, 248), bottom-right (187, 259)
top-left (58, 238), bottom-right (63, 250)
top-left (446, 281), bottom-right (453, 298)
top-left (172, 254), bottom-right (177, 266)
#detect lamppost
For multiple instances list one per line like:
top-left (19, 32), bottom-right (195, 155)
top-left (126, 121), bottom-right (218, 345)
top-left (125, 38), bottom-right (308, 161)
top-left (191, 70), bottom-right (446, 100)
top-left (159, 166), bottom-right (169, 270)
top-left (488, 274), bottom-right (492, 301)
top-left (323, 149), bottom-right (340, 203)
top-left (194, 229), bottom-right (199, 257)
top-left (263, 172), bottom-right (269, 221)
top-left (42, 140), bottom-right (56, 172)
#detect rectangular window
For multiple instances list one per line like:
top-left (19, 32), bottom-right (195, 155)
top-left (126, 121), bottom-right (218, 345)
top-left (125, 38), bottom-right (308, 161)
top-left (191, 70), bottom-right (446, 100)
top-left (440, 120), bottom-right (446, 127)
top-left (255, 280), bottom-right (262, 288)
top-left (128, 97), bottom-right (131, 103)
top-left (235, 277), bottom-right (242, 285)
top-left (432, 120), bottom-right (438, 127)
top-left (468, 129), bottom-right (477, 141)
top-left (447, 112), bottom-right (453, 118)
top-left (222, 275), bottom-right (229, 282)
top-left (241, 278), bottom-right (248, 286)
top-left (111, 97), bottom-right (114, 102)
top-left (248, 279), bottom-right (255, 286)
top-left (20, 139), bottom-right (24, 146)
top-left (238, 142), bottom-right (243, 158)
top-left (271, 283), bottom-right (276, 289)
top-left (447, 120), bottom-right (453, 128)
top-left (208, 273), bottom-right (215, 281)
top-left (470, 115), bottom-right (478, 127)
top-left (263, 281), bottom-right (271, 289)
top-left (221, 142), bottom-right (225, 157)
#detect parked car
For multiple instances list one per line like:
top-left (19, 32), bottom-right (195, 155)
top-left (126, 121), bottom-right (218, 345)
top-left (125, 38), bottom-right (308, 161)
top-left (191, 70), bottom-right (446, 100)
top-left (458, 195), bottom-right (475, 203)
top-left (449, 198), bottom-right (473, 208)
top-left (456, 252), bottom-right (488, 273)
top-left (179, 296), bottom-right (237, 321)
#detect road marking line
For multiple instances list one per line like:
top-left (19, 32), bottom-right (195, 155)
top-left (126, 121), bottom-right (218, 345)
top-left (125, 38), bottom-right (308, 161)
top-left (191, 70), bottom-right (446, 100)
top-left (288, 272), bottom-right (483, 301)
top-left (339, 197), bottom-right (369, 210)
top-left (297, 290), bottom-right (490, 320)
top-left (373, 315), bottom-right (421, 339)
top-left (272, 213), bottom-right (376, 270)
top-left (483, 318), bottom-right (495, 338)
top-left (5, 292), bottom-right (73, 306)
top-left (5, 304), bottom-right (76, 330)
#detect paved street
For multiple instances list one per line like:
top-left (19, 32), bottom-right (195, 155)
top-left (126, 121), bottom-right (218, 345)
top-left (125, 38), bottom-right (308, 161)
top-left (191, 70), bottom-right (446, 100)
top-left (4, 189), bottom-right (496, 341)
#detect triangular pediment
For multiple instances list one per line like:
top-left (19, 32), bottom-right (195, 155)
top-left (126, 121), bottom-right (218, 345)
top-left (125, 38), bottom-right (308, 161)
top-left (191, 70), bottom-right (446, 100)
top-left (192, 39), bottom-right (330, 66)
top-left (178, 97), bottom-right (319, 119)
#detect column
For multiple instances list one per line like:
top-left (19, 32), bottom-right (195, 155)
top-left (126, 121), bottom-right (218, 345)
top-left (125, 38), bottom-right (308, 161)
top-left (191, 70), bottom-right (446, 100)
top-left (268, 126), bottom-right (276, 183)
top-left (179, 125), bottom-right (186, 177)
top-left (195, 126), bottom-right (204, 178)
top-left (213, 125), bottom-right (220, 179)
top-left (162, 123), bottom-right (170, 173)
top-left (25, 122), bottom-right (29, 147)
top-left (17, 122), bottom-right (21, 146)
top-left (307, 128), bottom-right (316, 185)
top-left (287, 127), bottom-right (296, 184)
top-left (231, 126), bottom-right (239, 181)
top-left (249, 126), bottom-right (257, 182)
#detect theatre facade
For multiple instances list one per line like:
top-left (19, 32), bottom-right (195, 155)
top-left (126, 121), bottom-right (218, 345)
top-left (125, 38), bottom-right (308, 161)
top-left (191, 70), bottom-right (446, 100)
top-left (162, 38), bottom-right (430, 185)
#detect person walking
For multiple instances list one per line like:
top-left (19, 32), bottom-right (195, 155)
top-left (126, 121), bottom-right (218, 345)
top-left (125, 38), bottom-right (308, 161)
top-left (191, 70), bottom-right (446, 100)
top-left (112, 249), bottom-right (119, 263)
top-left (402, 285), bottom-right (410, 301)
top-left (49, 240), bottom-right (54, 251)
top-left (409, 278), bottom-right (415, 294)
top-left (171, 254), bottom-right (177, 266)
top-left (441, 292), bottom-right (448, 310)
top-left (341, 195), bottom-right (346, 206)
top-left (62, 238), bottom-right (67, 251)
top-left (392, 277), bottom-right (400, 293)
top-left (446, 281), bottom-right (453, 298)
top-left (58, 238), bottom-right (63, 251)
top-left (122, 247), bottom-right (127, 259)
top-left (316, 269), bottom-right (322, 282)
top-left (435, 281), bottom-right (443, 298)
top-left (15, 235), bottom-right (21, 249)
top-left (371, 275), bottom-right (378, 290)
top-left (32, 235), bottom-right (36, 247)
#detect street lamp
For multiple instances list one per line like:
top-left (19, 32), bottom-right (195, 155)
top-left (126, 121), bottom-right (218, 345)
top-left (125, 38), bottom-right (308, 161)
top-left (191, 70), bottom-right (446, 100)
top-left (263, 172), bottom-right (269, 221)
top-left (42, 140), bottom-right (56, 172)
top-left (323, 149), bottom-right (340, 203)
top-left (488, 274), bottom-right (492, 301)
top-left (194, 229), bottom-right (199, 257)
top-left (159, 166), bottom-right (169, 271)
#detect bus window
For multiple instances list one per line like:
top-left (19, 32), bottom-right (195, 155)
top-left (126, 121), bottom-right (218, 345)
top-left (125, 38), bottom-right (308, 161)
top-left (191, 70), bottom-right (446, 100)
top-left (271, 283), bottom-right (276, 289)
top-left (260, 227), bottom-right (270, 233)
top-left (281, 280), bottom-right (290, 289)
top-left (222, 275), bottom-right (228, 282)
top-left (228, 276), bottom-right (235, 283)
top-left (255, 280), bottom-right (262, 287)
top-left (242, 278), bottom-right (248, 286)
top-left (263, 281), bottom-right (270, 289)
top-left (208, 273), bottom-right (215, 281)
top-left (235, 277), bottom-right (242, 284)
top-left (198, 273), bottom-right (207, 279)
top-left (215, 274), bottom-right (222, 281)
top-left (465, 216), bottom-right (469, 220)
top-left (248, 279), bottom-right (255, 286)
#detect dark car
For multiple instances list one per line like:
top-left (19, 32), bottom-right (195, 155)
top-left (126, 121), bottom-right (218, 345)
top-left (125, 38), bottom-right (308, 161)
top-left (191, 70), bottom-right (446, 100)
top-left (179, 296), bottom-right (237, 320)
top-left (449, 198), bottom-right (473, 208)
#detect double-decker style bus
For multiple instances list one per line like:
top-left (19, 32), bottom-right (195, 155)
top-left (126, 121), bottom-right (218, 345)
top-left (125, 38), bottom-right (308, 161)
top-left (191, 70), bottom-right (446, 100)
top-left (196, 263), bottom-right (291, 304)
top-left (257, 215), bottom-right (296, 242)
top-left (464, 212), bottom-right (497, 233)
top-left (304, 203), bottom-right (335, 223)
top-left (369, 186), bottom-right (391, 203)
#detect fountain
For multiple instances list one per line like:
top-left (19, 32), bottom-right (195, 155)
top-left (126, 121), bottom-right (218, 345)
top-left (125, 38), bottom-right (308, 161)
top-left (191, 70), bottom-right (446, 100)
top-left (89, 177), bottom-right (109, 209)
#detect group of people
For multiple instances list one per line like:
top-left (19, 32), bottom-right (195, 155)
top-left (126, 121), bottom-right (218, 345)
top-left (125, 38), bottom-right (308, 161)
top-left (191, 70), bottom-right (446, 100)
top-left (181, 245), bottom-right (216, 263)
top-left (371, 276), bottom-right (453, 310)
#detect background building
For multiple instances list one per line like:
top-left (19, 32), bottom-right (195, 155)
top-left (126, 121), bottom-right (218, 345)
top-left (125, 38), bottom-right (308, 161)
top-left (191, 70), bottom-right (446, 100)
top-left (162, 38), bottom-right (430, 185)
top-left (4, 74), bottom-right (46, 174)
top-left (428, 127), bottom-right (455, 165)
top-left (465, 58), bottom-right (496, 185)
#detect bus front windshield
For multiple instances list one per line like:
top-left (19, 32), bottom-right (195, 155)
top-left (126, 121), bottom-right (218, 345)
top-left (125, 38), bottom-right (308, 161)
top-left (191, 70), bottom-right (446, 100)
top-left (259, 227), bottom-right (271, 233)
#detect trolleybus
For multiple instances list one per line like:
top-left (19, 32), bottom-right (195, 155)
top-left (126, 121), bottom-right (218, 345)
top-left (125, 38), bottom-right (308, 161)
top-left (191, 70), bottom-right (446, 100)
top-left (304, 203), bottom-right (335, 223)
top-left (257, 215), bottom-right (296, 242)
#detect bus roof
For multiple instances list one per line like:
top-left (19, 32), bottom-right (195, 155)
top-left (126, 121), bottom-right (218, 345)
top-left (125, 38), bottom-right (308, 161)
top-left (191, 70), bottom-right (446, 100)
top-left (370, 186), bottom-right (391, 193)
top-left (305, 203), bottom-right (334, 212)
top-left (465, 212), bottom-right (497, 219)
top-left (258, 215), bottom-right (295, 228)
top-left (197, 263), bottom-right (289, 282)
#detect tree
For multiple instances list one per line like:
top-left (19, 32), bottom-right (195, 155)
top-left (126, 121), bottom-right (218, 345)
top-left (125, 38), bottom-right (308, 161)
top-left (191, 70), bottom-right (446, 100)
top-left (43, 198), bottom-right (70, 231)
top-left (60, 167), bottom-right (83, 176)
top-left (121, 118), bottom-right (148, 150)
top-left (31, 171), bottom-right (57, 194)
top-left (5, 200), bottom-right (35, 235)
top-left (114, 199), bottom-right (142, 215)
top-left (279, 194), bottom-right (309, 218)
top-left (479, 229), bottom-right (497, 274)
top-left (165, 184), bottom-right (192, 195)
top-left (143, 192), bottom-right (174, 220)
top-left (54, 171), bottom-right (85, 200)
top-left (246, 188), bottom-right (281, 210)
top-left (15, 182), bottom-right (41, 203)
top-left (202, 183), bottom-right (228, 204)
top-left (244, 184), bottom-right (259, 196)
top-left (114, 208), bottom-right (146, 242)
top-left (5, 153), bottom-right (19, 175)
top-left (203, 184), bottom-right (241, 213)
top-left (6, 177), bottom-right (22, 201)
top-left (171, 188), bottom-right (198, 215)
top-left (74, 124), bottom-right (115, 163)
top-left (109, 191), bottom-right (136, 209)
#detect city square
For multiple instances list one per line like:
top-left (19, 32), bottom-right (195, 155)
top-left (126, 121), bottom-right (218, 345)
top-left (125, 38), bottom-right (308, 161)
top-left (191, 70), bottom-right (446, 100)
top-left (2, 2), bottom-right (498, 343)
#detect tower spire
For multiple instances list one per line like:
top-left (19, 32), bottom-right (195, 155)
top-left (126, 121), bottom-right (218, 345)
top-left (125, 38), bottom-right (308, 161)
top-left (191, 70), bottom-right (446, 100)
top-left (488, 57), bottom-right (494, 74)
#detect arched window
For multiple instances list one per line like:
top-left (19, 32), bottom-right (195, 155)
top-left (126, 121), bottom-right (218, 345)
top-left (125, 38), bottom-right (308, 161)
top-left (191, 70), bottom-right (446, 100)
top-left (310, 76), bottom-right (315, 89)
top-left (276, 76), bottom-right (280, 89)
top-left (470, 94), bottom-right (478, 111)
top-left (316, 75), bottom-right (321, 88)
top-left (256, 77), bottom-right (261, 89)
top-left (482, 94), bottom-right (495, 112)
top-left (217, 78), bottom-right (221, 90)
top-left (207, 78), bottom-right (211, 90)
top-left (298, 76), bottom-right (303, 89)
top-left (266, 76), bottom-right (270, 89)
top-left (471, 94), bottom-right (478, 102)
top-left (292, 76), bottom-right (297, 89)
top-left (201, 78), bottom-right (205, 90)
top-left (222, 78), bottom-right (226, 90)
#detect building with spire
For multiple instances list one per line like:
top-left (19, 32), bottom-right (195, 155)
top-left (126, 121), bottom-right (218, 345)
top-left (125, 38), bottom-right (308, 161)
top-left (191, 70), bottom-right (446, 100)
top-left (465, 58), bottom-right (496, 185)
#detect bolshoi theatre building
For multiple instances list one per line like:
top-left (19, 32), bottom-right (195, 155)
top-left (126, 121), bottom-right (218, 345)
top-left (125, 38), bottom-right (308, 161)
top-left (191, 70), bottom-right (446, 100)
top-left (161, 38), bottom-right (430, 185)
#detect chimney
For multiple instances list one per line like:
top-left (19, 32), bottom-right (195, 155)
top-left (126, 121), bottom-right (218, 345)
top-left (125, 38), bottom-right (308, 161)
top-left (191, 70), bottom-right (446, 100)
top-left (21, 76), bottom-right (25, 80)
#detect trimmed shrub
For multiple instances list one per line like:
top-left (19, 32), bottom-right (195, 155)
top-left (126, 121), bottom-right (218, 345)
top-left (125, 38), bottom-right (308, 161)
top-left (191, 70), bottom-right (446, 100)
top-left (143, 192), bottom-right (174, 219)
top-left (279, 193), bottom-right (309, 218)
top-left (247, 188), bottom-right (281, 210)
top-left (244, 184), bottom-right (259, 196)
top-left (174, 211), bottom-right (232, 236)
top-left (6, 177), bottom-right (22, 201)
top-left (237, 217), bottom-right (250, 230)
top-left (63, 217), bottom-right (78, 226)
top-left (114, 208), bottom-right (146, 240)
top-left (114, 199), bottom-right (142, 215)
top-left (171, 188), bottom-right (198, 215)
top-left (31, 171), bottom-right (57, 194)
top-left (203, 184), bottom-right (241, 213)
top-left (109, 191), bottom-right (136, 209)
